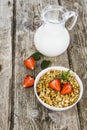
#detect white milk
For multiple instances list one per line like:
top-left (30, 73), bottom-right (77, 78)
top-left (34, 23), bottom-right (70, 57)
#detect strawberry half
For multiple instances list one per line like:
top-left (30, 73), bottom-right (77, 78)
top-left (61, 83), bottom-right (73, 94)
top-left (23, 74), bottom-right (34, 88)
top-left (49, 78), bottom-right (61, 91)
top-left (24, 57), bottom-right (35, 70)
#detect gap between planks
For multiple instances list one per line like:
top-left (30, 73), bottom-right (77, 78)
top-left (10, 0), bottom-right (16, 130)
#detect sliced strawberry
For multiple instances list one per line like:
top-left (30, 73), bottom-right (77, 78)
top-left (23, 74), bottom-right (34, 88)
top-left (61, 83), bottom-right (73, 94)
top-left (24, 57), bottom-right (35, 70)
top-left (49, 78), bottom-right (61, 91)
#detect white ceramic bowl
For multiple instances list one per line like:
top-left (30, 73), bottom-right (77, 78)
top-left (34, 66), bottom-right (83, 111)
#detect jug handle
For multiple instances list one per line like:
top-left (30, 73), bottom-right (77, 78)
top-left (66, 11), bottom-right (78, 30)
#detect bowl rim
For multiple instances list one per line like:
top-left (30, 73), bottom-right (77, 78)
top-left (34, 66), bottom-right (83, 111)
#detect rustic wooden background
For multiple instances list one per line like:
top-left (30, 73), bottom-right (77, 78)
top-left (0, 0), bottom-right (87, 130)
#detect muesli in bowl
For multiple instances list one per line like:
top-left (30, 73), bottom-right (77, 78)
top-left (34, 66), bottom-right (83, 111)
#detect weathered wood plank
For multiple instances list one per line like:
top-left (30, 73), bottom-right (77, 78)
top-left (0, 0), bottom-right (13, 130)
top-left (60, 0), bottom-right (87, 130)
top-left (14, 0), bottom-right (80, 130)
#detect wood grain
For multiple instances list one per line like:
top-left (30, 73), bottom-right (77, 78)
top-left (1, 0), bottom-right (87, 129)
top-left (13, 0), bottom-right (81, 130)
top-left (0, 0), bottom-right (13, 130)
top-left (60, 0), bottom-right (87, 130)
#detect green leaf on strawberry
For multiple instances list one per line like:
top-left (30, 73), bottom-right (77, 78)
top-left (55, 70), bottom-right (70, 81)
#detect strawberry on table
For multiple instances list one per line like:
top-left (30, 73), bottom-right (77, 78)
top-left (49, 78), bottom-right (61, 91)
top-left (23, 74), bottom-right (34, 88)
top-left (24, 57), bottom-right (35, 70)
top-left (61, 83), bottom-right (73, 94)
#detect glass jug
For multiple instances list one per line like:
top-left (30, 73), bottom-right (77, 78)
top-left (34, 5), bottom-right (78, 57)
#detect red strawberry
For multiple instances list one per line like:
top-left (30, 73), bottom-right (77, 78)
top-left (23, 74), bottom-right (34, 88)
top-left (24, 57), bottom-right (35, 70)
top-left (49, 78), bottom-right (61, 91)
top-left (61, 83), bottom-right (73, 94)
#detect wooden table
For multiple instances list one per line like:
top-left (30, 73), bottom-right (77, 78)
top-left (0, 0), bottom-right (87, 130)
